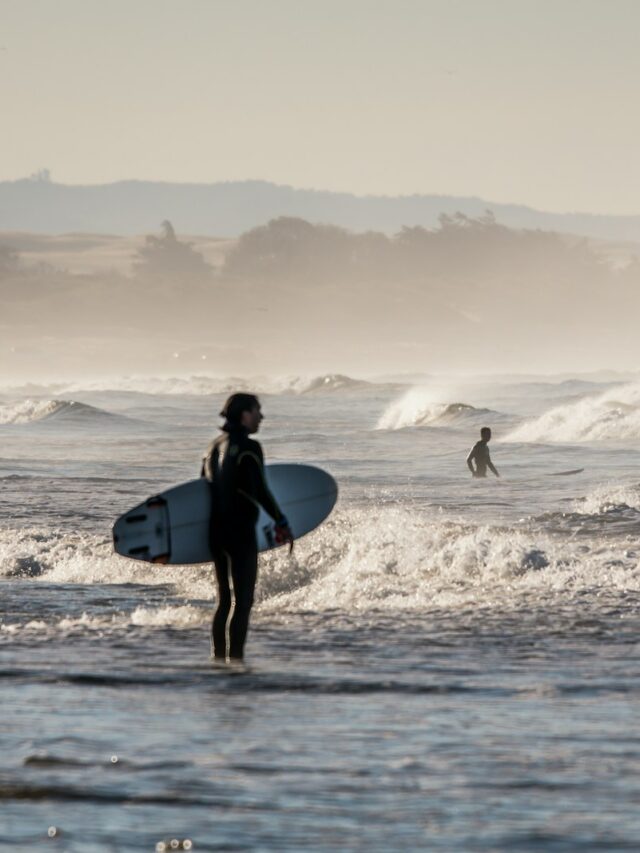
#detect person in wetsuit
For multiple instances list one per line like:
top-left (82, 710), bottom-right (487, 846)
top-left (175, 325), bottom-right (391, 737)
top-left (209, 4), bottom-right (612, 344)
top-left (466, 426), bottom-right (500, 479)
top-left (201, 393), bottom-right (293, 661)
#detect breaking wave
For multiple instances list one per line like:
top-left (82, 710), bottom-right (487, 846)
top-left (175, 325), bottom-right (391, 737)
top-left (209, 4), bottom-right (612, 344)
top-left (1, 374), bottom-right (378, 398)
top-left (0, 526), bottom-right (214, 595)
top-left (259, 506), bottom-right (640, 612)
top-left (2, 501), bottom-right (640, 637)
top-left (0, 399), bottom-right (137, 426)
top-left (504, 383), bottom-right (640, 443)
top-left (574, 482), bottom-right (640, 515)
top-left (377, 387), bottom-right (495, 430)
top-left (293, 374), bottom-right (372, 394)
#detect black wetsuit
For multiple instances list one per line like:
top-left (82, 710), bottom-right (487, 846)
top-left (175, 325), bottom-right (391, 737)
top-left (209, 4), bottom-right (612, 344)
top-left (201, 426), bottom-right (283, 659)
top-left (466, 440), bottom-right (498, 478)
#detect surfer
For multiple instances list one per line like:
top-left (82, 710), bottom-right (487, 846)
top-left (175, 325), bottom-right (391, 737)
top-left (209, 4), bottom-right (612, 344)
top-left (201, 393), bottom-right (293, 661)
top-left (466, 426), bottom-right (500, 479)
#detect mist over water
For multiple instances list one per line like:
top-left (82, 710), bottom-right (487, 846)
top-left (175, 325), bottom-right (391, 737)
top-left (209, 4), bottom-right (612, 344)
top-left (2, 373), bottom-right (640, 849)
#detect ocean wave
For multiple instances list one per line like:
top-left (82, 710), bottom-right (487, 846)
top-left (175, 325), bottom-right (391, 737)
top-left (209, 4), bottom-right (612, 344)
top-left (0, 373), bottom-right (377, 398)
top-left (530, 482), bottom-right (640, 538)
top-left (574, 482), bottom-right (640, 515)
top-left (292, 374), bottom-right (373, 394)
top-left (63, 375), bottom-right (258, 396)
top-left (259, 505), bottom-right (640, 610)
top-left (377, 387), bottom-right (496, 430)
top-left (0, 526), bottom-right (215, 594)
top-left (503, 383), bottom-right (640, 443)
top-left (3, 504), bottom-right (639, 626)
top-left (0, 399), bottom-right (137, 426)
top-left (265, 506), bottom-right (640, 611)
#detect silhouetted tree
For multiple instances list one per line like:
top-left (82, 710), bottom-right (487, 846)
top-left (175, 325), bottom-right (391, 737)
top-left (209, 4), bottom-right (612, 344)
top-left (222, 217), bottom-right (357, 284)
top-left (133, 220), bottom-right (212, 282)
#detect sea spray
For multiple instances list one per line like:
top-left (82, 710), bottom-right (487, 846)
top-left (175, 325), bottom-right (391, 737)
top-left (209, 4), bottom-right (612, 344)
top-left (377, 386), bottom-right (497, 430)
top-left (504, 382), bottom-right (640, 442)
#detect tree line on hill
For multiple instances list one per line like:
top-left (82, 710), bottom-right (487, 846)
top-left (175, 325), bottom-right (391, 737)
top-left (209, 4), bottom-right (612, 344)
top-left (1, 213), bottom-right (638, 355)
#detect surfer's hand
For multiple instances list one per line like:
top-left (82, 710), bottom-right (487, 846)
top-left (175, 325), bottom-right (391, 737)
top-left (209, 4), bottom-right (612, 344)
top-left (274, 518), bottom-right (294, 553)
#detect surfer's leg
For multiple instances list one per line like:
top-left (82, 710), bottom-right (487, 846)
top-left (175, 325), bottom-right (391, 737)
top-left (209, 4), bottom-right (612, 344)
top-left (228, 543), bottom-right (258, 660)
top-left (212, 551), bottom-right (231, 659)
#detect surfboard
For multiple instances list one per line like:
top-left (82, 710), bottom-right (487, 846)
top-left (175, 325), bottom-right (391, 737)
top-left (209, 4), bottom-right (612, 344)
top-left (112, 463), bottom-right (338, 565)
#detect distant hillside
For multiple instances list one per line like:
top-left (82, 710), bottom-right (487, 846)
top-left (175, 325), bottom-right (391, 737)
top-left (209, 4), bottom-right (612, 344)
top-left (3, 177), bottom-right (640, 241)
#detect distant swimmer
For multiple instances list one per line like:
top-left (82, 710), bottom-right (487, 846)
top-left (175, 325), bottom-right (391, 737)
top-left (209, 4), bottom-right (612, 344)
top-left (201, 393), bottom-right (293, 662)
top-left (466, 426), bottom-right (500, 479)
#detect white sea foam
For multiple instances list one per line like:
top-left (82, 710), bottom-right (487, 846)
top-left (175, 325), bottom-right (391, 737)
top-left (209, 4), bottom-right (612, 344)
top-left (259, 505), bottom-right (640, 610)
top-left (0, 527), bottom-right (214, 600)
top-left (504, 383), bottom-right (640, 443)
top-left (129, 604), bottom-right (208, 628)
top-left (377, 386), bottom-right (493, 430)
top-left (0, 606), bottom-right (209, 638)
top-left (0, 399), bottom-right (72, 424)
top-left (574, 482), bottom-right (640, 515)
top-left (3, 501), bottom-right (639, 624)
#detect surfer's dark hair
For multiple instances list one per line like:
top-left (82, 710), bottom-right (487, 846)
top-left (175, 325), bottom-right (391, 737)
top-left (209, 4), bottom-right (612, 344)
top-left (220, 393), bottom-right (260, 425)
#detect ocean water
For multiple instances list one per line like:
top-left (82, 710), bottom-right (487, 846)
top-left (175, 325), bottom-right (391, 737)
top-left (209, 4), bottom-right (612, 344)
top-left (1, 373), bottom-right (640, 851)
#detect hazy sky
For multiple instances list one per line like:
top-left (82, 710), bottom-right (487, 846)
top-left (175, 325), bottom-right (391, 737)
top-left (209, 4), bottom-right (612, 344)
top-left (3, 0), bottom-right (640, 213)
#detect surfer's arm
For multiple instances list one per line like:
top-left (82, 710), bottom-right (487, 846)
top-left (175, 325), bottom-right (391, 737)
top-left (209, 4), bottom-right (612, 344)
top-left (237, 448), bottom-right (294, 551)
top-left (466, 445), bottom-right (477, 474)
top-left (237, 447), bottom-right (285, 522)
top-left (487, 452), bottom-right (499, 477)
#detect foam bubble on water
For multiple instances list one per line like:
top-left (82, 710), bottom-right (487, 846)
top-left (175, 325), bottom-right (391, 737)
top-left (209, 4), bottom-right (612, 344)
top-left (503, 382), bottom-right (640, 443)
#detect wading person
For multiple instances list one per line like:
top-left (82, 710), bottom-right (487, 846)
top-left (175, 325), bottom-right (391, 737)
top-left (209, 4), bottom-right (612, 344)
top-left (201, 393), bottom-right (293, 662)
top-left (466, 426), bottom-right (500, 479)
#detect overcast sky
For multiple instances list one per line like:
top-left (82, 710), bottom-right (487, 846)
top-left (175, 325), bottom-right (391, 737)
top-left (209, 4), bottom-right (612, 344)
top-left (3, 0), bottom-right (640, 213)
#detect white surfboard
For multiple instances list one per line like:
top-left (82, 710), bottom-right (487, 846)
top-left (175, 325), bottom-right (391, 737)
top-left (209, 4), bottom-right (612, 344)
top-left (112, 463), bottom-right (338, 565)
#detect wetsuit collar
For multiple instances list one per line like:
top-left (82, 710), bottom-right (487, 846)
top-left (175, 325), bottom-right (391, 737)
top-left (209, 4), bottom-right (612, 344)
top-left (221, 421), bottom-right (249, 436)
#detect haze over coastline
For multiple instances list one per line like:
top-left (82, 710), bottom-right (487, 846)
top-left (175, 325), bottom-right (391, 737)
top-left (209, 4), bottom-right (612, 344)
top-left (3, 0), bottom-right (640, 380)
top-left (2, 210), bottom-right (639, 380)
